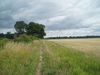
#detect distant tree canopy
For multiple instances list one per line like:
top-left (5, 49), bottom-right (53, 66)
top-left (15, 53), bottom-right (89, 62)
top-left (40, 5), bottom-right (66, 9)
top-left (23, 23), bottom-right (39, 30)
top-left (14, 21), bottom-right (27, 34)
top-left (14, 21), bottom-right (46, 38)
top-left (0, 32), bottom-right (14, 39)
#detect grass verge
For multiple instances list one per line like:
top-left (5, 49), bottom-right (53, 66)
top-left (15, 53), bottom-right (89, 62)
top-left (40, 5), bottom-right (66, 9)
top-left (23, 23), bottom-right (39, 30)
top-left (0, 40), bottom-right (41, 75)
top-left (41, 41), bottom-right (100, 75)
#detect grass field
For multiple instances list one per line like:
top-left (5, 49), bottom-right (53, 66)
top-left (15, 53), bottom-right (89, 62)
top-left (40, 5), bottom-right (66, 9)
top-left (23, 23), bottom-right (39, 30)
top-left (0, 38), bottom-right (100, 75)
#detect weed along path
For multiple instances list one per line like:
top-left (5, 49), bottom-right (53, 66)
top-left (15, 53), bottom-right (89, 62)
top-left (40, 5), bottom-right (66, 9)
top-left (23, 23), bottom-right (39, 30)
top-left (35, 42), bottom-right (43, 75)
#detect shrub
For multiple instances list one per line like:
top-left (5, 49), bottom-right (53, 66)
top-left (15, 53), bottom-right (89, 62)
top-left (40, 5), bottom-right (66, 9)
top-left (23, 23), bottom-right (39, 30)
top-left (14, 34), bottom-right (31, 43)
top-left (14, 34), bottom-right (38, 43)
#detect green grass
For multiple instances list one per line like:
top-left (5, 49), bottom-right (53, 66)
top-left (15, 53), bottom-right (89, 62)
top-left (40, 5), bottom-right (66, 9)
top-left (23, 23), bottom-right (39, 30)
top-left (0, 38), bottom-right (9, 48)
top-left (0, 41), bottom-right (41, 75)
top-left (0, 40), bottom-right (100, 75)
top-left (41, 41), bottom-right (100, 75)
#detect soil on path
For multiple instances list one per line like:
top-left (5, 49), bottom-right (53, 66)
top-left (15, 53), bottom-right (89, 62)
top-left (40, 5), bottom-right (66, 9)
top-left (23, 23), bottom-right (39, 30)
top-left (35, 47), bottom-right (43, 75)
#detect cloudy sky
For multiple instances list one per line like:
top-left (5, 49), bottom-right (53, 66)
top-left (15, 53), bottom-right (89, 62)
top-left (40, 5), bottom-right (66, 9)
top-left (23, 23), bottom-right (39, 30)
top-left (0, 0), bottom-right (100, 37)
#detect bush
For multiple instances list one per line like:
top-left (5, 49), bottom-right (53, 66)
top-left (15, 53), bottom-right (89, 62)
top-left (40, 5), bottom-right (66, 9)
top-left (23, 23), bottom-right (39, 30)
top-left (29, 35), bottom-right (39, 40)
top-left (14, 34), bottom-right (38, 43)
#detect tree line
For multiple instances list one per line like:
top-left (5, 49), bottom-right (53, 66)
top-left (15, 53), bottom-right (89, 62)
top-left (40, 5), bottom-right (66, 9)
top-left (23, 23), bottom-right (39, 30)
top-left (0, 21), bottom-right (46, 39)
top-left (46, 35), bottom-right (100, 39)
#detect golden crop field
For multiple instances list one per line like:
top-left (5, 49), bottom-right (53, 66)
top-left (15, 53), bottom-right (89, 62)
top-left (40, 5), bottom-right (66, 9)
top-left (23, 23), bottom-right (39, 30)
top-left (48, 38), bottom-right (100, 58)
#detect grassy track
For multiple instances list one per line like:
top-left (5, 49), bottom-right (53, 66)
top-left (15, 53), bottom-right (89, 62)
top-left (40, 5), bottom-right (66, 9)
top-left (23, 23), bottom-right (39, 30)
top-left (0, 39), bottom-right (100, 75)
top-left (35, 41), bottom-right (43, 75)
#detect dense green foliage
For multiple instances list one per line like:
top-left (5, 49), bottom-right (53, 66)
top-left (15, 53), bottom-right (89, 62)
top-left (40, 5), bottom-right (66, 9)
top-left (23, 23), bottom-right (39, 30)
top-left (0, 32), bottom-right (14, 39)
top-left (14, 34), bottom-right (38, 43)
top-left (0, 20), bottom-right (46, 42)
top-left (0, 33), bottom-right (5, 38)
top-left (14, 21), bottom-right (27, 34)
top-left (26, 22), bottom-right (46, 38)
top-left (14, 21), bottom-right (46, 38)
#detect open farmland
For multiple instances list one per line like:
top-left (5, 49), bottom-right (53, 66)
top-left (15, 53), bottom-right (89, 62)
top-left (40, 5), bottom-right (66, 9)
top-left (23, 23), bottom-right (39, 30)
top-left (48, 38), bottom-right (100, 58)
top-left (0, 39), bottom-right (100, 75)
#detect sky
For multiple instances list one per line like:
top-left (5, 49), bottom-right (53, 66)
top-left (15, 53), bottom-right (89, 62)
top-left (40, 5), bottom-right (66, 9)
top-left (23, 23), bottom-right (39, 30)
top-left (0, 0), bottom-right (100, 37)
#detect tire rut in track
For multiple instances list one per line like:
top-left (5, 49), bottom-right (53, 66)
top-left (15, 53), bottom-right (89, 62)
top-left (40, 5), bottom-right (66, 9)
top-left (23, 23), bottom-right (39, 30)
top-left (35, 43), bottom-right (43, 75)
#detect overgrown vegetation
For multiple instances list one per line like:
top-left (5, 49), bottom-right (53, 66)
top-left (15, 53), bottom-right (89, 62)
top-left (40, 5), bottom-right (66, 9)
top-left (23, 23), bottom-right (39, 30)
top-left (0, 39), bottom-right (100, 75)
top-left (0, 41), bottom-right (41, 75)
top-left (41, 41), bottom-right (100, 75)
top-left (0, 38), bottom-right (9, 48)
top-left (14, 34), bottom-right (38, 43)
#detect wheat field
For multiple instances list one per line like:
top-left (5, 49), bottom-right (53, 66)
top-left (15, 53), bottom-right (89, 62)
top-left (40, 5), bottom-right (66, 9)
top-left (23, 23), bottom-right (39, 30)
top-left (48, 38), bottom-right (100, 58)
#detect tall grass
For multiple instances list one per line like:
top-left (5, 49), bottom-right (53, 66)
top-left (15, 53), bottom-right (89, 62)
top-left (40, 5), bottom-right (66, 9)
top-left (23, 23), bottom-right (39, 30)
top-left (0, 41), bottom-right (41, 75)
top-left (1, 40), bottom-right (100, 75)
top-left (41, 41), bottom-right (100, 75)
top-left (0, 38), bottom-right (9, 48)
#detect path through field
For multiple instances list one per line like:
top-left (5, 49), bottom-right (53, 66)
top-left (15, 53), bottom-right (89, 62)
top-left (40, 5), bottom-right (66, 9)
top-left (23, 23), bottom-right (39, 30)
top-left (38, 40), bottom-right (100, 75)
top-left (0, 39), bottom-right (100, 75)
top-left (35, 44), bottom-right (43, 75)
top-left (35, 40), bottom-right (54, 75)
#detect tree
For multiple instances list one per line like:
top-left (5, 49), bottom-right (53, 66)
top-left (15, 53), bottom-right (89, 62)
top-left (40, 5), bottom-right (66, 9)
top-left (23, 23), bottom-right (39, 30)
top-left (0, 33), bottom-right (5, 38)
top-left (14, 21), bottom-right (27, 35)
top-left (38, 24), bottom-right (46, 38)
top-left (5, 32), bottom-right (14, 39)
top-left (26, 22), bottom-right (46, 38)
top-left (14, 21), bottom-right (46, 38)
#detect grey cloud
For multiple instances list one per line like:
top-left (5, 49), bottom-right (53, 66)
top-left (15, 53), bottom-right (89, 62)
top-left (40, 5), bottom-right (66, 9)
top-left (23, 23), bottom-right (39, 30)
top-left (44, 0), bottom-right (100, 30)
top-left (46, 15), bottom-right (90, 30)
top-left (91, 24), bottom-right (100, 32)
top-left (0, 0), bottom-right (32, 28)
top-left (0, 0), bottom-right (59, 28)
top-left (28, 2), bottom-right (59, 20)
top-left (0, 12), bottom-right (14, 28)
top-left (90, 0), bottom-right (100, 8)
top-left (0, 0), bottom-right (31, 11)
top-left (0, 0), bottom-right (100, 36)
